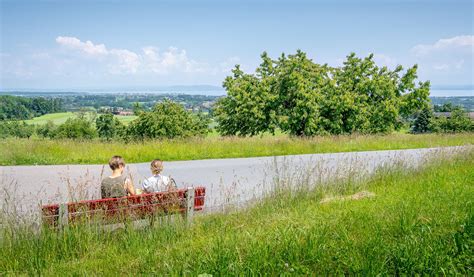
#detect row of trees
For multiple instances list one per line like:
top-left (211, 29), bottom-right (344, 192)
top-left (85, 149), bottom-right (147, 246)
top-left (412, 106), bottom-right (473, 133)
top-left (215, 51), bottom-right (430, 136)
top-left (433, 103), bottom-right (462, 112)
top-left (0, 101), bottom-right (209, 140)
top-left (1, 99), bottom-right (471, 140)
top-left (0, 95), bottom-right (63, 120)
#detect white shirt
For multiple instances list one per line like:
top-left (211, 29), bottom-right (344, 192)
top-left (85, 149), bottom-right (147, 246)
top-left (142, 174), bottom-right (171, 193)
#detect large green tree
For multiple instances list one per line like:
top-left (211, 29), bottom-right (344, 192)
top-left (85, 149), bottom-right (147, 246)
top-left (274, 51), bottom-right (333, 136)
top-left (215, 51), bottom-right (432, 136)
top-left (215, 55), bottom-right (278, 136)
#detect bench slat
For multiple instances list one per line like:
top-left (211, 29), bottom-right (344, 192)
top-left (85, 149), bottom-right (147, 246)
top-left (41, 187), bottom-right (206, 226)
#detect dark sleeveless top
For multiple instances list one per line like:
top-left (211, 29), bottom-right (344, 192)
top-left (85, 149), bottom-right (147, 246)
top-left (101, 175), bottom-right (127, 198)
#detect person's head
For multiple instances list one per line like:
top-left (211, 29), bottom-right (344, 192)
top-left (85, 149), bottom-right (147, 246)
top-left (150, 159), bottom-right (164, 175)
top-left (109, 155), bottom-right (125, 173)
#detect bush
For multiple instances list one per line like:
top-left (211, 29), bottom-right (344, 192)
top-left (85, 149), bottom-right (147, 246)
top-left (126, 100), bottom-right (209, 139)
top-left (411, 106), bottom-right (434, 133)
top-left (435, 108), bottom-right (473, 133)
top-left (0, 121), bottom-right (34, 138)
top-left (96, 114), bottom-right (125, 141)
top-left (15, 122), bottom-right (35, 138)
top-left (54, 116), bottom-right (97, 139)
top-left (36, 120), bottom-right (58, 138)
top-left (0, 121), bottom-right (11, 138)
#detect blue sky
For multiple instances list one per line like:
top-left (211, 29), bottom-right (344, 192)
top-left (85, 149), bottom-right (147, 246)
top-left (0, 0), bottom-right (473, 92)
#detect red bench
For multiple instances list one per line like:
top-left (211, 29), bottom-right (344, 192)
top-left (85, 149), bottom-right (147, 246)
top-left (41, 186), bottom-right (206, 227)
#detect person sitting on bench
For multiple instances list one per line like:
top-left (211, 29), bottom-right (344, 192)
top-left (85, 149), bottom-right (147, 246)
top-left (101, 155), bottom-right (136, 198)
top-left (142, 159), bottom-right (175, 193)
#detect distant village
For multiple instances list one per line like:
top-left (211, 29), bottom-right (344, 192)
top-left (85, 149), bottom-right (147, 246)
top-left (57, 93), bottom-right (220, 114)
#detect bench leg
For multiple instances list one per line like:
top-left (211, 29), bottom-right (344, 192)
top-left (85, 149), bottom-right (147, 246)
top-left (58, 203), bottom-right (69, 230)
top-left (149, 215), bottom-right (156, 228)
top-left (185, 187), bottom-right (195, 225)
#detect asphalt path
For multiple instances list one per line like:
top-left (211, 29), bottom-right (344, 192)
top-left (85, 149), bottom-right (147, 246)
top-left (0, 146), bottom-right (470, 217)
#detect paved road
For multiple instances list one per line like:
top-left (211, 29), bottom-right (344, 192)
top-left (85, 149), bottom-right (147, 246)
top-left (0, 146), bottom-right (470, 217)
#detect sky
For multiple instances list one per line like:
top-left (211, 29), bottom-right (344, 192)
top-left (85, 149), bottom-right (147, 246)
top-left (0, 0), bottom-right (473, 93)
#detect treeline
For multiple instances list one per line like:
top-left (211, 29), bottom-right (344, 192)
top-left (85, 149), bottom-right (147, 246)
top-left (431, 97), bottom-right (474, 112)
top-left (215, 51), bottom-right (431, 136)
top-left (0, 101), bottom-right (471, 141)
top-left (412, 106), bottom-right (473, 133)
top-left (57, 94), bottom-right (217, 112)
top-left (433, 103), bottom-right (463, 112)
top-left (0, 95), bottom-right (63, 120)
top-left (0, 101), bottom-right (209, 140)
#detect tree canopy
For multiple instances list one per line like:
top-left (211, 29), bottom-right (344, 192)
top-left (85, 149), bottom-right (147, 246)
top-left (0, 95), bottom-right (63, 120)
top-left (215, 51), bottom-right (431, 136)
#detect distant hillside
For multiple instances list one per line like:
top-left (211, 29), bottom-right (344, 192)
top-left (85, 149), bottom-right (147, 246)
top-left (430, 96), bottom-right (474, 112)
top-left (0, 85), bottom-right (226, 96)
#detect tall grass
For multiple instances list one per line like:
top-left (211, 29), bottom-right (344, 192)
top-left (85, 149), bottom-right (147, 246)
top-left (1, 151), bottom-right (472, 275)
top-left (1, 132), bottom-right (473, 165)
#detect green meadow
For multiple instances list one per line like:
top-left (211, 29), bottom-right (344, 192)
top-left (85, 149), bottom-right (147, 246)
top-left (0, 132), bottom-right (472, 165)
top-left (1, 150), bottom-right (472, 275)
top-left (24, 112), bottom-right (137, 125)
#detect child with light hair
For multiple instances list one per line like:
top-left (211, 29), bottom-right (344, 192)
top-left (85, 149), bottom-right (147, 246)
top-left (142, 159), bottom-right (175, 193)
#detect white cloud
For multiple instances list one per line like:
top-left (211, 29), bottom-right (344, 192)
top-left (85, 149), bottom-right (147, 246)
top-left (142, 46), bottom-right (208, 74)
top-left (411, 35), bottom-right (474, 57)
top-left (410, 35), bottom-right (473, 74)
top-left (109, 49), bottom-right (140, 74)
top-left (372, 53), bottom-right (397, 68)
top-left (55, 36), bottom-right (209, 75)
top-left (56, 36), bottom-right (108, 56)
top-left (433, 64), bottom-right (449, 71)
top-left (433, 59), bottom-right (467, 71)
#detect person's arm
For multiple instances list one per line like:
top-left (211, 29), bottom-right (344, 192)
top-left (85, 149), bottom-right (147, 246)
top-left (125, 177), bottom-right (136, 196)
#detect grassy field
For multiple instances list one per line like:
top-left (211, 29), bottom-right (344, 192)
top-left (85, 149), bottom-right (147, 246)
top-left (1, 150), bottom-right (472, 275)
top-left (24, 112), bottom-right (137, 125)
top-left (0, 133), bottom-right (473, 165)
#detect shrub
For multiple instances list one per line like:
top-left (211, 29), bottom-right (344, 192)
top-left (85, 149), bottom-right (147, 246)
top-left (411, 106), bottom-right (434, 133)
top-left (0, 121), bottom-right (11, 138)
top-left (54, 117), bottom-right (97, 139)
top-left (36, 120), bottom-right (58, 138)
top-left (126, 100), bottom-right (209, 139)
top-left (435, 108), bottom-right (473, 133)
top-left (15, 121), bottom-right (35, 138)
top-left (0, 121), bottom-right (34, 138)
top-left (96, 113), bottom-right (125, 141)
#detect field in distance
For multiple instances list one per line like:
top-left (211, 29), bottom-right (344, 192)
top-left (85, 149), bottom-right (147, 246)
top-left (24, 112), bottom-right (137, 125)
